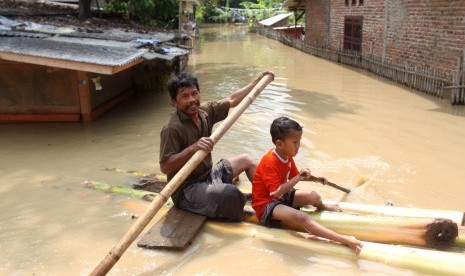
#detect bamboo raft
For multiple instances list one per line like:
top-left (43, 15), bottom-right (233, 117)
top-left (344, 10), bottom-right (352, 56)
top-left (98, 169), bottom-right (465, 250)
top-left (83, 180), bottom-right (465, 276)
top-left (100, 168), bottom-right (465, 249)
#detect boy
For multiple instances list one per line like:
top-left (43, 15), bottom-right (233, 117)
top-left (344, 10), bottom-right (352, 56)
top-left (252, 117), bottom-right (363, 253)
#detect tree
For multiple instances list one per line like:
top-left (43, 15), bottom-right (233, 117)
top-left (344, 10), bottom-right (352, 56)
top-left (78, 0), bottom-right (92, 18)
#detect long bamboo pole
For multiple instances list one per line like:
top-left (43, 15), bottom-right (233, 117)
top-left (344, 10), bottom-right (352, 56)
top-left (323, 200), bottom-right (465, 226)
top-left (207, 221), bottom-right (465, 276)
top-left (243, 208), bottom-right (458, 249)
top-left (89, 74), bottom-right (274, 276)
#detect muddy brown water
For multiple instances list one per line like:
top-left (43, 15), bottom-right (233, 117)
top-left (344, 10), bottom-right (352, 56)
top-left (1, 24), bottom-right (465, 275)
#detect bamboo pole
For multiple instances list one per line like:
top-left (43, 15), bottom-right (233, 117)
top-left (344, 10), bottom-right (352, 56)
top-left (323, 200), bottom-right (465, 226)
top-left (456, 227), bottom-right (465, 248)
top-left (89, 74), bottom-right (274, 276)
top-left (82, 180), bottom-right (157, 202)
top-left (243, 209), bottom-right (458, 249)
top-left (314, 212), bottom-right (458, 250)
top-left (206, 221), bottom-right (465, 276)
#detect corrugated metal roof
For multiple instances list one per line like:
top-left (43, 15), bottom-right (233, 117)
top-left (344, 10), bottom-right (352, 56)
top-left (258, 13), bottom-right (293, 27)
top-left (0, 36), bottom-right (146, 67)
top-left (0, 30), bottom-right (48, 38)
top-left (0, 16), bottom-right (189, 74)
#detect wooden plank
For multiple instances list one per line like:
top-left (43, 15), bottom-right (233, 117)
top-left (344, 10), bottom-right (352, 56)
top-left (137, 207), bottom-right (206, 250)
top-left (76, 71), bottom-right (92, 122)
top-left (0, 113), bottom-right (80, 122)
top-left (0, 105), bottom-right (80, 113)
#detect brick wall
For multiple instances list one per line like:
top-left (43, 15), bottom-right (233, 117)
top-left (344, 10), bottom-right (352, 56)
top-left (306, 0), bottom-right (330, 48)
top-left (306, 0), bottom-right (465, 77)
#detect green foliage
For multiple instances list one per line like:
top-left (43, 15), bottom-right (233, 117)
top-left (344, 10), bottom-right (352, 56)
top-left (102, 0), bottom-right (291, 27)
top-left (103, 0), bottom-right (178, 28)
top-left (103, 0), bottom-right (129, 19)
top-left (196, 0), bottom-right (288, 23)
top-left (196, 0), bottom-right (220, 23)
top-left (209, 7), bottom-right (228, 23)
top-left (150, 0), bottom-right (179, 28)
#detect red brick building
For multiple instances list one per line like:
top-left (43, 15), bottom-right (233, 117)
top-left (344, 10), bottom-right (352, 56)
top-left (304, 0), bottom-right (465, 79)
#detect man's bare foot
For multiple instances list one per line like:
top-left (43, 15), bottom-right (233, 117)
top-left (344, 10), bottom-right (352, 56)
top-left (323, 203), bottom-right (342, 212)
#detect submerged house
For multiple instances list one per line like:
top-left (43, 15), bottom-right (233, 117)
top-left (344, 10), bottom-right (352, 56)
top-left (258, 13), bottom-right (304, 40)
top-left (0, 16), bottom-right (189, 122)
top-left (258, 13), bottom-right (293, 29)
top-left (283, 0), bottom-right (465, 104)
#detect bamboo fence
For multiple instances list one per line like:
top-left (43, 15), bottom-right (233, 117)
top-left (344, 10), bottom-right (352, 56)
top-left (253, 27), bottom-right (465, 105)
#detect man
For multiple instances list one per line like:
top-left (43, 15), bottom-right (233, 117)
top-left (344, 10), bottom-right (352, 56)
top-left (159, 71), bottom-right (273, 221)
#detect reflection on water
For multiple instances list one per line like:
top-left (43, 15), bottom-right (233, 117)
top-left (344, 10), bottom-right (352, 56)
top-left (1, 24), bottom-right (465, 275)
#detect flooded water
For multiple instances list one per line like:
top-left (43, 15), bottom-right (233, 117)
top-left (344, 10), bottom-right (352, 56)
top-left (1, 24), bottom-right (465, 275)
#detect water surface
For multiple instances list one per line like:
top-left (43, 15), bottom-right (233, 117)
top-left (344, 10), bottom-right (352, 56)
top-left (1, 24), bottom-right (464, 275)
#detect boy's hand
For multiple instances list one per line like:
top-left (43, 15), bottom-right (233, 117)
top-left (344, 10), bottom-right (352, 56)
top-left (299, 168), bottom-right (311, 180)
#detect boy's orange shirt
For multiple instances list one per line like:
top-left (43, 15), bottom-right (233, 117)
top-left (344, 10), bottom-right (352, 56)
top-left (252, 149), bottom-right (299, 220)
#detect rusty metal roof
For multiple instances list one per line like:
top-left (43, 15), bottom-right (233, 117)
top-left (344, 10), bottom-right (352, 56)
top-left (0, 36), bottom-right (146, 66)
top-left (0, 16), bottom-right (187, 74)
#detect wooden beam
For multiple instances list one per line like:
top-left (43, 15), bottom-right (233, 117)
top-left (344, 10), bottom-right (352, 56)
top-left (0, 52), bottom-right (143, 75)
top-left (295, 10), bottom-right (305, 22)
top-left (77, 71), bottom-right (92, 122)
top-left (0, 106), bottom-right (80, 113)
top-left (0, 114), bottom-right (80, 122)
top-left (91, 90), bottom-right (134, 120)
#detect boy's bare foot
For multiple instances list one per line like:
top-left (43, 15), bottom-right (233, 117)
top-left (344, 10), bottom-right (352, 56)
top-left (342, 235), bottom-right (363, 254)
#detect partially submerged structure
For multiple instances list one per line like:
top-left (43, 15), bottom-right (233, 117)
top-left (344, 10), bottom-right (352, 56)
top-left (0, 14), bottom-right (189, 122)
top-left (257, 13), bottom-right (303, 40)
top-left (258, 13), bottom-right (293, 29)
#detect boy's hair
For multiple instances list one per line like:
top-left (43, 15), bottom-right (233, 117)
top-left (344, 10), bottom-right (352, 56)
top-left (270, 117), bottom-right (303, 144)
top-left (167, 73), bottom-right (200, 99)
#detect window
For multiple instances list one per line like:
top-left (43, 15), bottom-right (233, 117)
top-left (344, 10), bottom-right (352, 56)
top-left (345, 0), bottom-right (364, 6)
top-left (343, 16), bottom-right (363, 52)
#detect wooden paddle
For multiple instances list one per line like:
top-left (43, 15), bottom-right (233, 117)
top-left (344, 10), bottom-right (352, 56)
top-left (309, 175), bottom-right (351, 194)
top-left (89, 73), bottom-right (274, 276)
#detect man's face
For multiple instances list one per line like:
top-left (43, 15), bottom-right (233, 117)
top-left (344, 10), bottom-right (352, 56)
top-left (171, 85), bottom-right (201, 117)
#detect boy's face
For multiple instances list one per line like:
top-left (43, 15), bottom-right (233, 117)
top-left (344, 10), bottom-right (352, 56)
top-left (276, 129), bottom-right (302, 157)
top-left (171, 85), bottom-right (200, 117)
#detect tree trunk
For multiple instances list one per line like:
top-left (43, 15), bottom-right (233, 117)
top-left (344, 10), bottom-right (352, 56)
top-left (79, 0), bottom-right (92, 18)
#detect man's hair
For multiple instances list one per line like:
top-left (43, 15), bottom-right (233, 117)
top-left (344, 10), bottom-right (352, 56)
top-left (270, 117), bottom-right (303, 143)
top-left (167, 73), bottom-right (200, 99)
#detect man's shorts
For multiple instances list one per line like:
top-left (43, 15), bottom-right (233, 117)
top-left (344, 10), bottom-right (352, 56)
top-left (260, 188), bottom-right (297, 227)
top-left (177, 159), bottom-right (246, 222)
